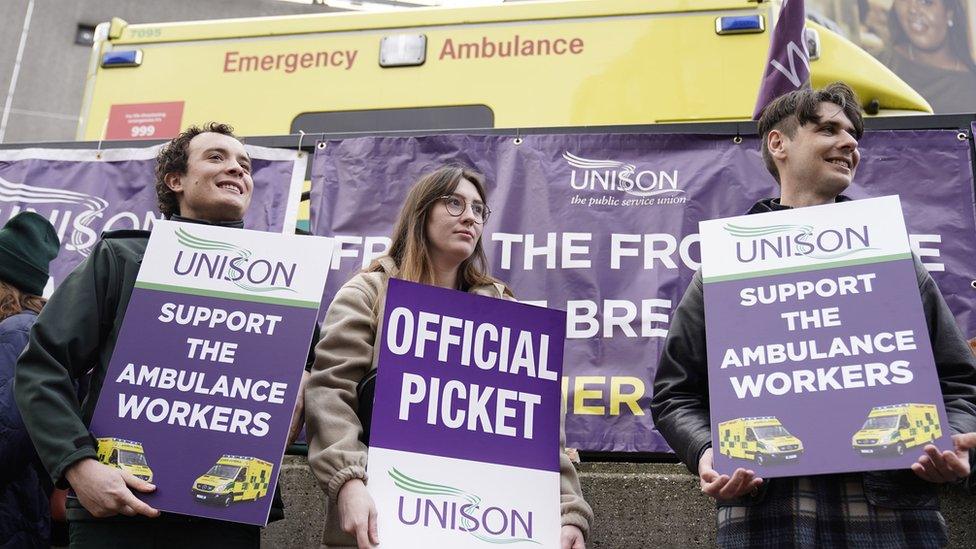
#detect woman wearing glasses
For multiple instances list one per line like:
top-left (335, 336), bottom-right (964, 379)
top-left (306, 164), bottom-right (592, 549)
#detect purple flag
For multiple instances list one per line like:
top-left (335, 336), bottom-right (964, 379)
top-left (753, 0), bottom-right (809, 119)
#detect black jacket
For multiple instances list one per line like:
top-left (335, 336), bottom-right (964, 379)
top-left (650, 197), bottom-right (976, 508)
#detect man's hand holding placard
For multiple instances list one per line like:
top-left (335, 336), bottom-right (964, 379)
top-left (698, 448), bottom-right (763, 500)
top-left (911, 435), bottom-right (973, 483)
top-left (65, 458), bottom-right (160, 518)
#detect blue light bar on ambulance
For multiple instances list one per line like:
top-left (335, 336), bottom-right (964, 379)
top-left (101, 50), bottom-right (142, 68)
top-left (714, 15), bottom-right (765, 35)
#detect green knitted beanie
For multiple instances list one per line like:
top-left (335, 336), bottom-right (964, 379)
top-left (0, 211), bottom-right (60, 295)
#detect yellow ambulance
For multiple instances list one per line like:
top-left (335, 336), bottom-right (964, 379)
top-left (192, 455), bottom-right (273, 507)
top-left (78, 0), bottom-right (930, 141)
top-left (718, 416), bottom-right (804, 465)
top-left (852, 403), bottom-right (941, 457)
top-left (95, 437), bottom-right (154, 482)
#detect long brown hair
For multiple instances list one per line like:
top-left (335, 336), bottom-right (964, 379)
top-left (367, 164), bottom-right (510, 294)
top-left (0, 280), bottom-right (45, 322)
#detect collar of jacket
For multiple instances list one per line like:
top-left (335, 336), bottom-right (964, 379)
top-left (169, 214), bottom-right (244, 229)
top-left (375, 255), bottom-right (399, 275)
top-left (747, 195), bottom-right (852, 215)
top-left (0, 310), bottom-right (37, 330)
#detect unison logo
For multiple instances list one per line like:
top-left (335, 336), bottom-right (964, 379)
top-left (0, 177), bottom-right (109, 257)
top-left (724, 223), bottom-right (876, 263)
top-left (564, 152), bottom-right (682, 197)
top-left (391, 468), bottom-right (540, 545)
top-left (172, 228), bottom-right (297, 293)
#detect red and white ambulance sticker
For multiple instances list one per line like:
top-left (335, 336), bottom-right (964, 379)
top-left (105, 101), bottom-right (184, 140)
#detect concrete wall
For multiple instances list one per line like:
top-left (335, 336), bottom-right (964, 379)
top-left (265, 457), bottom-right (976, 548)
top-left (0, 0), bottom-right (336, 143)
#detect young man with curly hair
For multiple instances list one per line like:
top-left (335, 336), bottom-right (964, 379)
top-left (15, 123), bottom-right (307, 547)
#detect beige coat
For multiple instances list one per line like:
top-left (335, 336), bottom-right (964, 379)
top-left (306, 258), bottom-right (593, 548)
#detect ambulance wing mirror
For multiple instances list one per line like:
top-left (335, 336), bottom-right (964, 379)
top-left (804, 28), bottom-right (821, 61)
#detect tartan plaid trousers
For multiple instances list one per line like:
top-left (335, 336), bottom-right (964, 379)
top-left (716, 473), bottom-right (947, 548)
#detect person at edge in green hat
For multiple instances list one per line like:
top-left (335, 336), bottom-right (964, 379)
top-left (14, 123), bottom-right (315, 548)
top-left (0, 211), bottom-right (60, 547)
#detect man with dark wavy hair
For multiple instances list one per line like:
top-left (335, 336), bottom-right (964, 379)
top-left (15, 123), bottom-right (309, 547)
top-left (153, 122), bottom-right (239, 219)
top-left (652, 82), bottom-right (976, 548)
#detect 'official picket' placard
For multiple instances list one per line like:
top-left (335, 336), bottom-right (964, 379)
top-left (367, 279), bottom-right (565, 547)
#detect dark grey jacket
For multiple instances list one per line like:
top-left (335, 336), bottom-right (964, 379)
top-left (650, 197), bottom-right (976, 509)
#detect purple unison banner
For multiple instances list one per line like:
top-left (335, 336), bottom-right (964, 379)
top-left (89, 221), bottom-right (333, 525)
top-left (0, 145), bottom-right (306, 292)
top-left (701, 197), bottom-right (950, 477)
top-left (367, 278), bottom-right (563, 547)
top-left (309, 131), bottom-right (976, 453)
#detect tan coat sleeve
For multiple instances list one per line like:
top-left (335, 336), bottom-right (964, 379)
top-left (558, 401), bottom-right (594, 538)
top-left (305, 275), bottom-right (379, 504)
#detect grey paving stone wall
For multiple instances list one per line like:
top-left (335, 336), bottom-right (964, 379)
top-left (265, 457), bottom-right (976, 548)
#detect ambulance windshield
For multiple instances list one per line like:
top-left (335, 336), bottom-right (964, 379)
top-left (862, 416), bottom-right (898, 430)
top-left (207, 464), bottom-right (242, 479)
top-left (753, 426), bottom-right (790, 439)
top-left (119, 450), bottom-right (147, 467)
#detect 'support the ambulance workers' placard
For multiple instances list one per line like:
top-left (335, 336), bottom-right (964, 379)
top-left (89, 220), bottom-right (333, 525)
top-left (367, 279), bottom-right (564, 547)
top-left (0, 144), bottom-right (306, 290)
top-left (700, 196), bottom-right (951, 478)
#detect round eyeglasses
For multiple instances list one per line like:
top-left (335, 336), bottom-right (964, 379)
top-left (437, 194), bottom-right (491, 224)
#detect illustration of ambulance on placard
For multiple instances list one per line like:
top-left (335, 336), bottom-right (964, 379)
top-left (852, 403), bottom-right (941, 456)
top-left (192, 455), bottom-right (273, 507)
top-left (96, 438), bottom-right (154, 482)
top-left (718, 417), bottom-right (804, 466)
